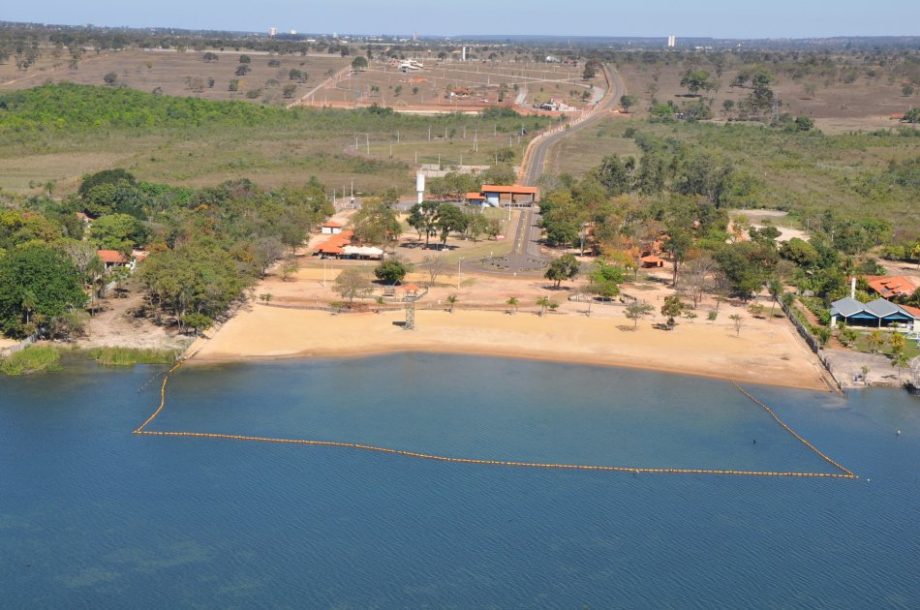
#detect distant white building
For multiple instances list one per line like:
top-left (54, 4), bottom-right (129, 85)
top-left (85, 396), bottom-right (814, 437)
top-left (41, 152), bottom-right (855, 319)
top-left (269, 26), bottom-right (277, 37)
top-left (667, 35), bottom-right (676, 48)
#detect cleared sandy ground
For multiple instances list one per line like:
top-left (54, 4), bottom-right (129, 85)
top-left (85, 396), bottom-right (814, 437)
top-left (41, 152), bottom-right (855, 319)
top-left (188, 299), bottom-right (831, 392)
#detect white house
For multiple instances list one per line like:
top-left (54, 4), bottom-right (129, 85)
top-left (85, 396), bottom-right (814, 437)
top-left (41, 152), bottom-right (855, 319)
top-left (321, 221), bottom-right (344, 235)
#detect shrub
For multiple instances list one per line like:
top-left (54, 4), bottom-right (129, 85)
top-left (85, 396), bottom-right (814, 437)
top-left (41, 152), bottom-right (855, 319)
top-left (0, 345), bottom-right (61, 376)
top-left (87, 347), bottom-right (179, 367)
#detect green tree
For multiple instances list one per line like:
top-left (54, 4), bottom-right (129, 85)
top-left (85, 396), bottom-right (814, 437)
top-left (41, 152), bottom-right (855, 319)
top-left (181, 312), bottom-right (212, 336)
top-left (374, 259), bottom-right (411, 285)
top-left (889, 332), bottom-right (907, 358)
top-left (506, 296), bottom-right (519, 314)
top-left (619, 95), bottom-right (637, 112)
top-left (663, 226), bottom-right (693, 287)
top-left (593, 154), bottom-right (635, 196)
top-left (767, 277), bottom-right (783, 319)
top-left (436, 203), bottom-right (468, 245)
top-left (408, 201), bottom-right (441, 247)
top-left (139, 245), bottom-right (245, 330)
top-left (794, 116), bottom-right (814, 131)
top-left (780, 237), bottom-right (819, 268)
top-left (680, 69), bottom-right (715, 96)
top-left (89, 213), bottom-right (148, 252)
top-left (625, 300), bottom-right (654, 329)
top-left (536, 296), bottom-right (554, 316)
top-left (587, 261), bottom-right (625, 299)
top-left (545, 254), bottom-right (580, 289)
top-left (351, 56), bottom-right (368, 71)
top-left (0, 245), bottom-right (87, 338)
top-left (103, 72), bottom-right (118, 86)
top-left (352, 200), bottom-right (401, 246)
top-left (715, 241), bottom-right (778, 300)
top-left (79, 169), bottom-right (137, 200)
top-left (661, 295), bottom-right (685, 329)
top-left (867, 330), bottom-right (885, 353)
top-left (239, 54), bottom-right (251, 64)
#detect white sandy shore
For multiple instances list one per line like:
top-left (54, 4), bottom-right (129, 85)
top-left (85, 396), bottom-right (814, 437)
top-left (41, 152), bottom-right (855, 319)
top-left (188, 304), bottom-right (832, 392)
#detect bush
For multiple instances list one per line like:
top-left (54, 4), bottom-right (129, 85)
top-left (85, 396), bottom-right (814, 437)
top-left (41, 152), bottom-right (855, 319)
top-left (374, 259), bottom-right (411, 284)
top-left (0, 345), bottom-right (61, 376)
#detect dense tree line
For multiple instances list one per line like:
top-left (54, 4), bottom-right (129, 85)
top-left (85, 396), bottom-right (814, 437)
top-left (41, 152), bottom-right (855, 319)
top-left (0, 84), bottom-right (550, 144)
top-left (0, 169), bottom-right (335, 339)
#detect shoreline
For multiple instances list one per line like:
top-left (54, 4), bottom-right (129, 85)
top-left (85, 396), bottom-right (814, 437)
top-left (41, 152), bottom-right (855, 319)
top-left (185, 307), bottom-right (835, 393)
top-left (186, 344), bottom-right (831, 392)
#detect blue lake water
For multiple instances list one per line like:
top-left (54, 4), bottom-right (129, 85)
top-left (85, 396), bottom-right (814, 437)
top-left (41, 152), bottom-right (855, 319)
top-left (1, 353), bottom-right (918, 608)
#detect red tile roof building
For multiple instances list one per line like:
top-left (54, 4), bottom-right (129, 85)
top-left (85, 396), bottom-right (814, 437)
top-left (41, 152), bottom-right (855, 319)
top-left (865, 276), bottom-right (920, 299)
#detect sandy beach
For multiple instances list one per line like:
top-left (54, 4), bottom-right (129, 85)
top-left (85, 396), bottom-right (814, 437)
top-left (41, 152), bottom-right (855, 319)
top-left (188, 302), bottom-right (832, 391)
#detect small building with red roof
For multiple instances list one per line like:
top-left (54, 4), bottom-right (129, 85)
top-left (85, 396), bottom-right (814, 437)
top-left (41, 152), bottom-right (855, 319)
top-left (321, 220), bottom-right (345, 235)
top-left (97, 249), bottom-right (129, 270)
top-left (314, 231), bottom-right (355, 258)
top-left (479, 184), bottom-right (540, 207)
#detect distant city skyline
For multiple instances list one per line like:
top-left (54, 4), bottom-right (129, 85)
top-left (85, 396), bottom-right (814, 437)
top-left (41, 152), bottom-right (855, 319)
top-left (3, 1), bottom-right (918, 39)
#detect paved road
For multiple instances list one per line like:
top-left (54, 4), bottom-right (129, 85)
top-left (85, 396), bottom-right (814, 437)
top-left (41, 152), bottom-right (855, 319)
top-left (474, 64), bottom-right (625, 276)
top-left (523, 65), bottom-right (625, 186)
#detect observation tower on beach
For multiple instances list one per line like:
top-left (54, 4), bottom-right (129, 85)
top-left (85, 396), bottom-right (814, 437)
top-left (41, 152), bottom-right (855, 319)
top-left (400, 284), bottom-right (427, 330)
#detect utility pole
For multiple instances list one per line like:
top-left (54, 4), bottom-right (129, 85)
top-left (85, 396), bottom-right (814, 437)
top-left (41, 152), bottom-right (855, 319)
top-left (366, 133), bottom-right (370, 155)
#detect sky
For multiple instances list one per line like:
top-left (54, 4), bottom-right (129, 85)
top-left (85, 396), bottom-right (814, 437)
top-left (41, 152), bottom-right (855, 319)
top-left (4, 0), bottom-right (918, 39)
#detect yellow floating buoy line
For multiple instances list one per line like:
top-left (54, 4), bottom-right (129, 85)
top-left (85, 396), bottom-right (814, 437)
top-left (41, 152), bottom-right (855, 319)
top-left (133, 361), bottom-right (857, 480)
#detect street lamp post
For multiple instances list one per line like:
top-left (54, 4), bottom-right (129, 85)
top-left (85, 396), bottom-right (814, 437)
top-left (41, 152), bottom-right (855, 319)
top-left (457, 257), bottom-right (464, 292)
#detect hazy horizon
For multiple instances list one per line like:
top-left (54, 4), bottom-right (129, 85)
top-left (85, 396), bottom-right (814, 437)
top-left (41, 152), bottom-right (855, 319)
top-left (3, 1), bottom-right (918, 40)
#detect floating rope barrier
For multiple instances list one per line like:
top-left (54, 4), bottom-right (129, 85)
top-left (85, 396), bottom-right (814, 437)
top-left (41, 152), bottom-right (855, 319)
top-left (134, 362), bottom-right (857, 480)
top-left (732, 382), bottom-right (856, 478)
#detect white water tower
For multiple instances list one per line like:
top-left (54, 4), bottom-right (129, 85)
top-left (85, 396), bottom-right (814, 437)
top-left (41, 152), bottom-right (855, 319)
top-left (416, 172), bottom-right (426, 204)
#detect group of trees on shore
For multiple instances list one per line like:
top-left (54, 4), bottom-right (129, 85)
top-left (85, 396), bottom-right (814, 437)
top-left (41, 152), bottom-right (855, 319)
top-left (0, 169), bottom-right (334, 339)
top-left (537, 133), bottom-right (904, 310)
